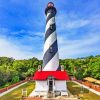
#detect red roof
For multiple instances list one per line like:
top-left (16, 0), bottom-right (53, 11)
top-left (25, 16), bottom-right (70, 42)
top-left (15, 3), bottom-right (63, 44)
top-left (33, 71), bottom-right (69, 80)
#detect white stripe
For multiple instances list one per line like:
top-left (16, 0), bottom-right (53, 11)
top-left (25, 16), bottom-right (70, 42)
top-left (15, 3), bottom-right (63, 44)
top-left (47, 13), bottom-right (51, 18)
top-left (43, 31), bottom-right (57, 55)
top-left (45, 17), bottom-right (55, 32)
top-left (43, 52), bottom-right (59, 71)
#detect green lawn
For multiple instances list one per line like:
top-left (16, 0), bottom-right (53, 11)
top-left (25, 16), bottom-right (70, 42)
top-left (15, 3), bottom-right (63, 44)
top-left (67, 81), bottom-right (100, 100)
top-left (1, 81), bottom-right (100, 100)
top-left (0, 81), bottom-right (35, 100)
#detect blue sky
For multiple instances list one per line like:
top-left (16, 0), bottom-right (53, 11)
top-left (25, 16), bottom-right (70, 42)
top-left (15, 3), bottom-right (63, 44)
top-left (0, 0), bottom-right (100, 59)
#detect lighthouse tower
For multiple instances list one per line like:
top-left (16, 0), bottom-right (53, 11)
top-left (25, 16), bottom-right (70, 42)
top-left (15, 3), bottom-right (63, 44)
top-left (30, 2), bottom-right (69, 97)
top-left (43, 2), bottom-right (60, 71)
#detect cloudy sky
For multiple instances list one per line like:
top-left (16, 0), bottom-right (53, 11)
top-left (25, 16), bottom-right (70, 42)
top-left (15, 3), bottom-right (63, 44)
top-left (0, 0), bottom-right (100, 59)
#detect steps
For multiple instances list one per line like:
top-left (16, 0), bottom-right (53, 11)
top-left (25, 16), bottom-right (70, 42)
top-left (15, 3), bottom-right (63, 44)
top-left (47, 91), bottom-right (54, 98)
top-left (23, 96), bottom-right (80, 100)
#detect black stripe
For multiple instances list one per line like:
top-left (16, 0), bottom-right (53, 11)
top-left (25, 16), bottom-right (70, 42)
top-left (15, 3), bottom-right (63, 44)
top-left (45, 23), bottom-right (56, 41)
top-left (57, 65), bottom-right (61, 70)
top-left (43, 40), bottom-right (58, 67)
top-left (46, 13), bottom-right (54, 24)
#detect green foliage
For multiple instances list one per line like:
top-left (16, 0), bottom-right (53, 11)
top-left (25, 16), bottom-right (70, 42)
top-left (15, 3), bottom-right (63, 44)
top-left (61, 55), bottom-right (100, 80)
top-left (0, 70), bottom-right (11, 86)
top-left (0, 57), bottom-right (39, 87)
top-left (0, 55), bottom-right (100, 88)
top-left (11, 76), bottom-right (20, 84)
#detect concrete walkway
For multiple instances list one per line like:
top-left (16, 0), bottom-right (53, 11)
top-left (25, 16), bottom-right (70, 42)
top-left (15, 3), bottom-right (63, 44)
top-left (73, 81), bottom-right (100, 96)
top-left (0, 82), bottom-right (28, 97)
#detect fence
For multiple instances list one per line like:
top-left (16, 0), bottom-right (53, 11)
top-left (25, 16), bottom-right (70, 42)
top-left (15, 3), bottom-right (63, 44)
top-left (75, 79), bottom-right (100, 92)
top-left (81, 81), bottom-right (100, 92)
top-left (70, 76), bottom-right (100, 92)
top-left (0, 79), bottom-right (28, 94)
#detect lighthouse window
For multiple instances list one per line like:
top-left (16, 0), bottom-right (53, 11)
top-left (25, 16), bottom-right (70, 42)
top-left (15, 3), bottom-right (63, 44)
top-left (49, 46), bottom-right (53, 53)
top-left (50, 25), bottom-right (53, 30)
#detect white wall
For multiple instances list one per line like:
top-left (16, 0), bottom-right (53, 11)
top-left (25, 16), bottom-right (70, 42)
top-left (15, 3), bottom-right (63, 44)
top-left (35, 80), bottom-right (67, 92)
top-left (54, 81), bottom-right (67, 91)
top-left (35, 81), bottom-right (48, 91)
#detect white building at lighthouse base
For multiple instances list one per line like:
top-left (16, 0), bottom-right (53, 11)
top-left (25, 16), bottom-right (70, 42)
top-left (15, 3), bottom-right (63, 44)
top-left (29, 71), bottom-right (69, 97)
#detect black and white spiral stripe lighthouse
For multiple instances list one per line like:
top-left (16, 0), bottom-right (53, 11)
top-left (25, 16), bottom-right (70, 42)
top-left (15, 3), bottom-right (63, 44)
top-left (43, 2), bottom-right (61, 71)
top-left (30, 2), bottom-right (69, 96)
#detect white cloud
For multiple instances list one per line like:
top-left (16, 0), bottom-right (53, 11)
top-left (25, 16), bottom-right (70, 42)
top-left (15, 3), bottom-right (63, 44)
top-left (0, 9), bottom-right (100, 59)
top-left (56, 13), bottom-right (100, 34)
top-left (28, 31), bottom-right (44, 37)
top-left (0, 27), bottom-right (44, 59)
top-left (56, 13), bottom-right (90, 31)
top-left (0, 36), bottom-right (42, 59)
top-left (58, 33), bottom-right (100, 58)
top-left (55, 13), bottom-right (100, 58)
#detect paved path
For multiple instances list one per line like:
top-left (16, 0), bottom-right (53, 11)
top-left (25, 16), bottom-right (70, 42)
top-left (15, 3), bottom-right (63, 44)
top-left (73, 81), bottom-right (100, 96)
top-left (26, 96), bottom-right (80, 100)
top-left (0, 82), bottom-right (28, 97)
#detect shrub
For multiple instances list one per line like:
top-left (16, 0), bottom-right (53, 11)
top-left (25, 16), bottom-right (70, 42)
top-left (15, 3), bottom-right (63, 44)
top-left (11, 76), bottom-right (20, 84)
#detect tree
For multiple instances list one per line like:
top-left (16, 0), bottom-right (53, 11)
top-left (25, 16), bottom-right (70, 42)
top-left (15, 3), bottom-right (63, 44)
top-left (11, 76), bottom-right (19, 83)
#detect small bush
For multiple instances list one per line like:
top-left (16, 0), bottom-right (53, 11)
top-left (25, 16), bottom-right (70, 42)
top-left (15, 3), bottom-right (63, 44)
top-left (11, 76), bottom-right (20, 84)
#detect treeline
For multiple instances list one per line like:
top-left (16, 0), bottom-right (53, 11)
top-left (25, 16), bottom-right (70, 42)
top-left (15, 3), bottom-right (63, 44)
top-left (0, 55), bottom-right (100, 87)
top-left (60, 55), bottom-right (100, 80)
top-left (0, 57), bottom-right (42, 87)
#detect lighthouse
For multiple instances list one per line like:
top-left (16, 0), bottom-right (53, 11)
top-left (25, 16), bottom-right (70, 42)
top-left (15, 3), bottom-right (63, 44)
top-left (43, 2), bottom-right (60, 71)
top-left (30, 2), bottom-right (69, 97)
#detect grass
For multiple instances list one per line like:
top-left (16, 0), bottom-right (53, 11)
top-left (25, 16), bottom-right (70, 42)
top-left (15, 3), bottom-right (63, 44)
top-left (67, 81), bottom-right (100, 100)
top-left (0, 81), bottom-right (35, 100)
top-left (1, 81), bottom-right (100, 100)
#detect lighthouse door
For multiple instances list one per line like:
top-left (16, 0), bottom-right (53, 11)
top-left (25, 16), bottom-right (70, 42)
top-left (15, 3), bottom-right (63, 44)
top-left (48, 76), bottom-right (54, 92)
top-left (49, 80), bottom-right (53, 91)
